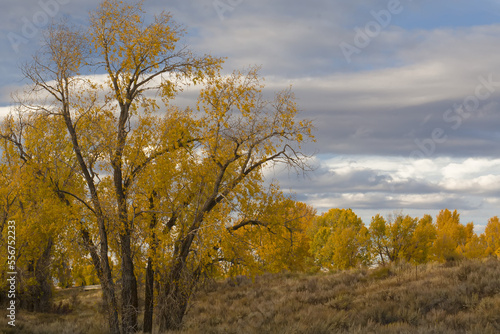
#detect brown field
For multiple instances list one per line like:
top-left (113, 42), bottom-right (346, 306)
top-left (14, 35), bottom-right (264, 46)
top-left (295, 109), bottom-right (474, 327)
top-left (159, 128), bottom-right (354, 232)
top-left (2, 258), bottom-right (500, 333)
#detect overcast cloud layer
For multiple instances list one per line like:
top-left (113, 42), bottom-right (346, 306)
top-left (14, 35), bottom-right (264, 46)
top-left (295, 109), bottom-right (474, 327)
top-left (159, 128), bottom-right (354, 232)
top-left (2, 0), bottom-right (500, 231)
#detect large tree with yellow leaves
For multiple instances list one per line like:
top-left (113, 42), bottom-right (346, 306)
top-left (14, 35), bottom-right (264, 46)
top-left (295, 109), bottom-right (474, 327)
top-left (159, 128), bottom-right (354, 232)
top-left (0, 1), bottom-right (314, 333)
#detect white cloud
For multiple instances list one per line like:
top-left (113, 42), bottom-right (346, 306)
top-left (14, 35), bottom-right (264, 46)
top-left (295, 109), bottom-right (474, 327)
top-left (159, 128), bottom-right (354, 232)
top-left (0, 107), bottom-right (11, 118)
top-left (441, 158), bottom-right (500, 179)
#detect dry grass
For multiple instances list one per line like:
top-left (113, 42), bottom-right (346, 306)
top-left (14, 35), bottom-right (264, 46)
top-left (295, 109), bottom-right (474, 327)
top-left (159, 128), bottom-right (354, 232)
top-left (179, 258), bottom-right (500, 334)
top-left (0, 288), bottom-right (108, 334)
top-left (2, 258), bottom-right (500, 333)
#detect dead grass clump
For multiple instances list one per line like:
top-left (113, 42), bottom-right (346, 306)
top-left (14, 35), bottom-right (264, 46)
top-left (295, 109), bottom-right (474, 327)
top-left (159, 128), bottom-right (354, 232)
top-left (475, 295), bottom-right (500, 330)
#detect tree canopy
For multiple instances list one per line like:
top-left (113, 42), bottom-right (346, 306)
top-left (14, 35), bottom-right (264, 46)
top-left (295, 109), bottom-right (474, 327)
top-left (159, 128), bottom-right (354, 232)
top-left (0, 1), bottom-right (314, 332)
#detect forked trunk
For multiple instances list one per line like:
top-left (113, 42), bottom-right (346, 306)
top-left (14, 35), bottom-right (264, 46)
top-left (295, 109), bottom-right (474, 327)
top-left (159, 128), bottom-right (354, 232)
top-left (157, 257), bottom-right (201, 331)
top-left (157, 265), bottom-right (192, 331)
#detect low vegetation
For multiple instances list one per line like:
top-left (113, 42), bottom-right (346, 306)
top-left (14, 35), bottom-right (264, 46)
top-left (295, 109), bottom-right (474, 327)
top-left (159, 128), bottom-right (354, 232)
top-left (3, 257), bottom-right (499, 333)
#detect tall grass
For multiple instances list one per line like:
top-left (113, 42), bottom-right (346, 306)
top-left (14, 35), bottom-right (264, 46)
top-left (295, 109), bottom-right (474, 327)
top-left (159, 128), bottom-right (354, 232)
top-left (181, 258), bottom-right (500, 334)
top-left (2, 258), bottom-right (499, 333)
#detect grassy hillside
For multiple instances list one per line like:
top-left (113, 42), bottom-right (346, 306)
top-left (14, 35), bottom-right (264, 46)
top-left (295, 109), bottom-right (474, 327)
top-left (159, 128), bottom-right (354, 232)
top-left (3, 258), bottom-right (500, 333)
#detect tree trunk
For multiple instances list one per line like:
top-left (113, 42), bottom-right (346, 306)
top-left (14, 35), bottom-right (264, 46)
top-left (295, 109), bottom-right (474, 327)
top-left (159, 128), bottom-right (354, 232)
top-left (144, 193), bottom-right (158, 333)
top-left (143, 257), bottom-right (155, 333)
top-left (157, 237), bottom-right (200, 331)
top-left (158, 285), bottom-right (190, 331)
top-left (120, 233), bottom-right (139, 334)
top-left (33, 237), bottom-right (54, 312)
top-left (99, 220), bottom-right (121, 334)
top-left (157, 263), bottom-right (191, 331)
top-left (100, 276), bottom-right (121, 334)
top-left (23, 239), bottom-right (54, 312)
top-left (113, 102), bottom-right (139, 334)
top-left (79, 223), bottom-right (120, 334)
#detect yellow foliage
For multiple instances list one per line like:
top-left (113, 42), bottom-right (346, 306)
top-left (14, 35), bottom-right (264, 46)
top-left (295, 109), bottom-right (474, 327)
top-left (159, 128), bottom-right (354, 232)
top-left (310, 208), bottom-right (369, 270)
top-left (2, 1), bottom-right (316, 330)
top-left (485, 216), bottom-right (500, 256)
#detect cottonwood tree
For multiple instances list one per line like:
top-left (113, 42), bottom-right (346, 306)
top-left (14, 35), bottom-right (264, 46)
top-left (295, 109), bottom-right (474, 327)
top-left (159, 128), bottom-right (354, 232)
top-left (432, 209), bottom-right (468, 262)
top-left (244, 200), bottom-right (316, 273)
top-left (13, 1), bottom-right (222, 333)
top-left (369, 214), bottom-right (390, 265)
top-left (134, 68), bottom-right (314, 330)
top-left (7, 1), bottom-right (313, 333)
top-left (459, 231), bottom-right (487, 259)
top-left (87, 2), bottom-right (221, 331)
top-left (309, 208), bottom-right (370, 270)
top-left (431, 209), bottom-right (487, 261)
top-left (387, 213), bottom-right (418, 263)
top-left (368, 213), bottom-right (422, 264)
top-left (0, 112), bottom-right (84, 311)
top-left (485, 216), bottom-right (500, 257)
top-left (406, 214), bottom-right (437, 264)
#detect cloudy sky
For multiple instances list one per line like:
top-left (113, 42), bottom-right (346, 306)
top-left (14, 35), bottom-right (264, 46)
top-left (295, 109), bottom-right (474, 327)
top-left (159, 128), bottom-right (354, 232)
top-left (2, 0), bottom-right (500, 231)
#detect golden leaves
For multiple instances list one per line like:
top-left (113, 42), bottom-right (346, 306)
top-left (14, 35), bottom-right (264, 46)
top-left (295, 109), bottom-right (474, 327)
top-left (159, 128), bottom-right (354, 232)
top-left (310, 208), bottom-right (369, 270)
top-left (3, 1), bottom-right (316, 302)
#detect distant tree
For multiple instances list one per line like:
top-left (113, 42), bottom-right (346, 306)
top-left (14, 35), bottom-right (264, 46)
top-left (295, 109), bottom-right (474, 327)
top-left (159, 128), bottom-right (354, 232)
top-left (386, 213), bottom-right (418, 263)
top-left (234, 199), bottom-right (316, 274)
top-left (460, 233), bottom-right (487, 259)
top-left (432, 209), bottom-right (467, 262)
top-left (406, 214), bottom-right (437, 264)
top-left (485, 216), bottom-right (500, 257)
top-left (309, 208), bottom-right (370, 270)
top-left (368, 214), bottom-right (390, 265)
top-left (368, 212), bottom-right (421, 265)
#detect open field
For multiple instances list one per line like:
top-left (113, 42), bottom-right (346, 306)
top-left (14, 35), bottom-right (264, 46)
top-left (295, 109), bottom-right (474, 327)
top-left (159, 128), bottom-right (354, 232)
top-left (2, 258), bottom-right (500, 333)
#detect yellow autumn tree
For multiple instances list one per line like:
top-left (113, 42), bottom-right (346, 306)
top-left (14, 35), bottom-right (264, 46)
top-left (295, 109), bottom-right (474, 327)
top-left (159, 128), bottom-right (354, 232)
top-left (432, 209), bottom-right (468, 262)
top-left (0, 112), bottom-right (85, 311)
top-left (459, 232), bottom-right (487, 259)
top-left (406, 214), bottom-right (437, 264)
top-left (9, 1), bottom-right (222, 332)
top-left (368, 214), bottom-right (390, 265)
top-left (136, 67), bottom-right (314, 330)
top-left (227, 197), bottom-right (316, 275)
top-left (310, 208), bottom-right (370, 270)
top-left (485, 216), bottom-right (500, 257)
top-left (3, 2), bottom-right (314, 333)
top-left (368, 212), bottom-right (424, 265)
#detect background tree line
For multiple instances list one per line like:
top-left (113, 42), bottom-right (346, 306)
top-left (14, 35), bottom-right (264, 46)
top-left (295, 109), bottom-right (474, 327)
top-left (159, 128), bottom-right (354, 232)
top-left (309, 208), bottom-right (500, 271)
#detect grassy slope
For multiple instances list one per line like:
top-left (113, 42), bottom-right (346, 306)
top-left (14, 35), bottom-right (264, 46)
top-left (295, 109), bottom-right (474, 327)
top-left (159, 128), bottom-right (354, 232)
top-left (3, 258), bottom-right (500, 333)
